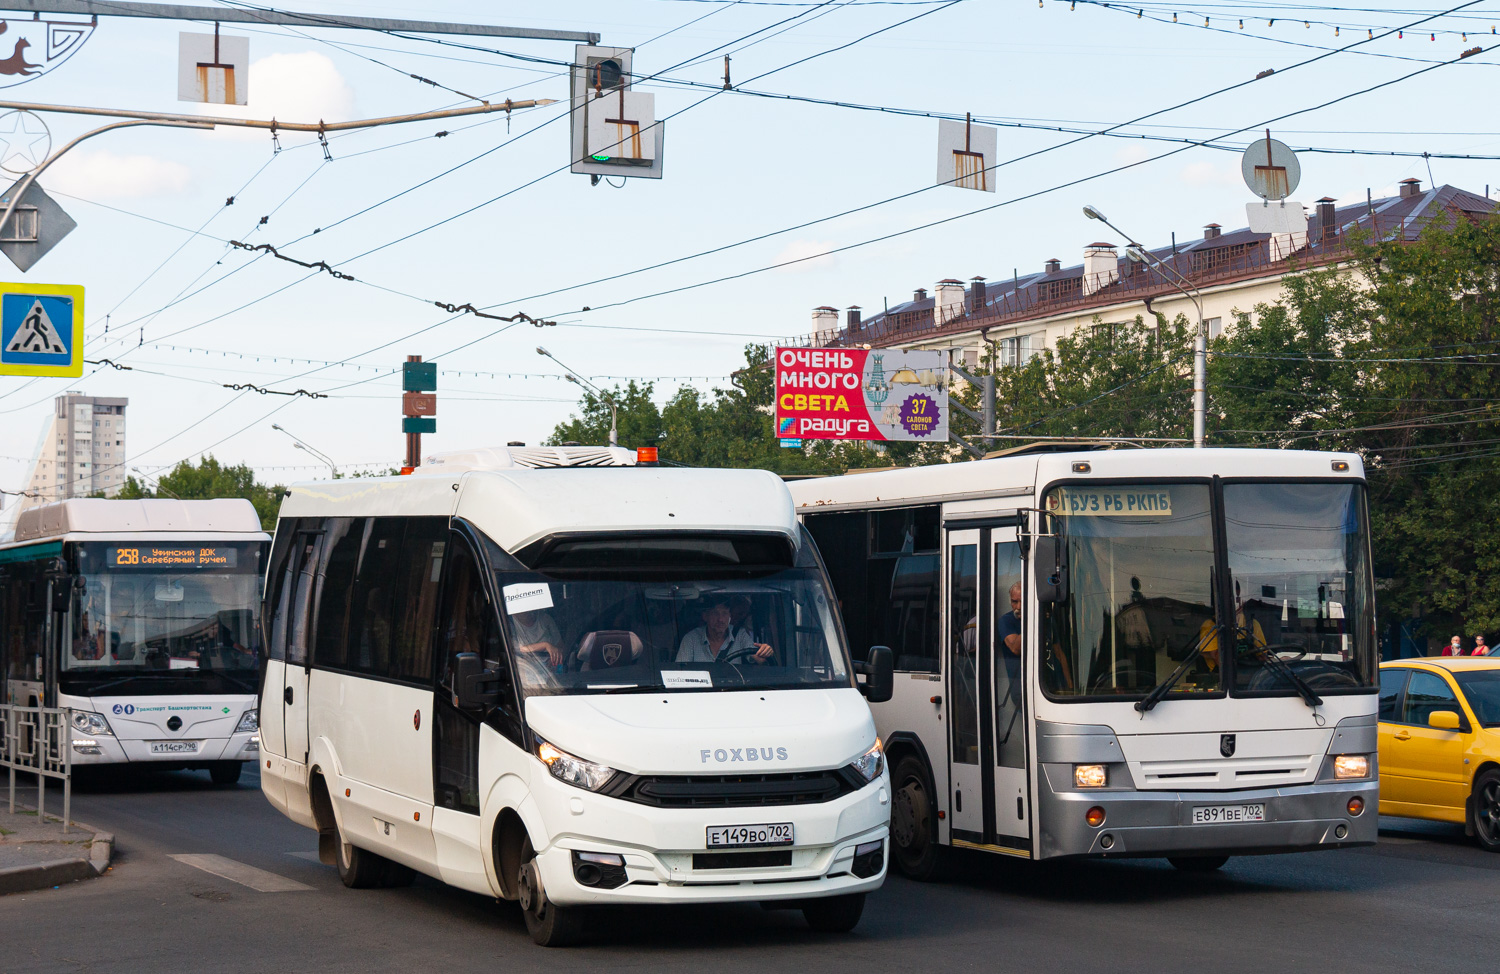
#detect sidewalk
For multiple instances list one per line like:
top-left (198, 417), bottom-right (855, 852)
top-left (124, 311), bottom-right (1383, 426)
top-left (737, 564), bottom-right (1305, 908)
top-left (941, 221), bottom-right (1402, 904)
top-left (0, 800), bottom-right (113, 895)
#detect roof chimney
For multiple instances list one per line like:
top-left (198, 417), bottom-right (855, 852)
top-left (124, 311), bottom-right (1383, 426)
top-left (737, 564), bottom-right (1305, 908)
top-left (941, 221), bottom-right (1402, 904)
top-left (935, 279), bottom-right (966, 325)
top-left (1203, 223), bottom-right (1221, 240)
top-left (846, 305), bottom-right (862, 330)
top-left (1044, 258), bottom-right (1061, 274)
top-left (913, 287), bottom-right (928, 303)
top-left (970, 276), bottom-right (987, 309)
top-left (811, 306), bottom-right (839, 345)
top-left (1082, 242), bottom-right (1119, 296)
top-left (1400, 177), bottom-right (1422, 199)
top-left (1316, 197), bottom-right (1337, 243)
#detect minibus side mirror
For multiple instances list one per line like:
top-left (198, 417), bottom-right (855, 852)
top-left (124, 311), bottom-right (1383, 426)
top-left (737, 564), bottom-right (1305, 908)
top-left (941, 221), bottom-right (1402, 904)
top-left (1033, 536), bottom-right (1068, 603)
top-left (858, 646), bottom-right (894, 704)
top-left (452, 652), bottom-right (500, 711)
top-left (1428, 709), bottom-right (1465, 732)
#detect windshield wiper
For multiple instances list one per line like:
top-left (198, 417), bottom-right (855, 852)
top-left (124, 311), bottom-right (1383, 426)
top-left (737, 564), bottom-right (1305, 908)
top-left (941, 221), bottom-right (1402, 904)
top-left (1136, 624), bottom-right (1221, 714)
top-left (1241, 636), bottom-right (1323, 709)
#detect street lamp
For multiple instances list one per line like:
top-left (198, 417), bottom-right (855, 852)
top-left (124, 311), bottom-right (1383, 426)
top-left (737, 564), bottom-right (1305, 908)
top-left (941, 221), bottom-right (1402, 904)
top-left (1084, 204), bottom-right (1209, 448)
top-left (537, 346), bottom-right (618, 447)
top-left (271, 423), bottom-right (338, 478)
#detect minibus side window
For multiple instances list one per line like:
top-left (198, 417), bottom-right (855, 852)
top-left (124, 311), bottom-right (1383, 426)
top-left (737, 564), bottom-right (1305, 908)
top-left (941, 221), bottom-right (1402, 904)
top-left (287, 534), bottom-right (323, 667)
top-left (390, 518), bottom-right (446, 684)
top-left (347, 519), bottom-right (405, 676)
top-left (312, 518), bottom-right (364, 671)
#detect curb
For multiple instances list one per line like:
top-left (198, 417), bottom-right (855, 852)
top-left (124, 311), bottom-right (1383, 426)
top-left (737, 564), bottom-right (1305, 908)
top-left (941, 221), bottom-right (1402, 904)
top-left (0, 817), bottom-right (113, 896)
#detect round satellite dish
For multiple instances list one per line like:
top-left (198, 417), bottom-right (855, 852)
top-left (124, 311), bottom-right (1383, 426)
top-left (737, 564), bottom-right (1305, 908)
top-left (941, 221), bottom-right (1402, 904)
top-left (1241, 136), bottom-right (1300, 201)
top-left (0, 110), bottom-right (50, 175)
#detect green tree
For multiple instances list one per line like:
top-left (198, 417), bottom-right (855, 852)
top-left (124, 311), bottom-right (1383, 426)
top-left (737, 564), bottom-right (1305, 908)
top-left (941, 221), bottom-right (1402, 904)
top-left (118, 456), bottom-right (286, 531)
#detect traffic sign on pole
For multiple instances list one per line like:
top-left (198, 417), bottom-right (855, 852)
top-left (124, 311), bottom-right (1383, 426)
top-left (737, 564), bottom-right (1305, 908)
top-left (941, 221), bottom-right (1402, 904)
top-left (0, 280), bottom-right (82, 376)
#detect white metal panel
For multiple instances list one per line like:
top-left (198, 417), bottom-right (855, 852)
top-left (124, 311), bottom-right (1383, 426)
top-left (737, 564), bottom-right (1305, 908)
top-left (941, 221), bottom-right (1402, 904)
top-left (12, 497), bottom-right (263, 542)
top-left (277, 474), bottom-right (462, 520)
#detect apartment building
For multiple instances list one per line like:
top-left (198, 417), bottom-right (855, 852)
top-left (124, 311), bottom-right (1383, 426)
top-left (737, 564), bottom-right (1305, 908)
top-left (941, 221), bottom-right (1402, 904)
top-left (21, 392), bottom-right (128, 509)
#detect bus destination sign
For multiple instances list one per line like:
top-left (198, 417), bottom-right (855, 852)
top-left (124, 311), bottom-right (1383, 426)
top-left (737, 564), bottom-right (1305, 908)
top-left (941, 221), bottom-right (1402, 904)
top-left (1047, 488), bottom-right (1174, 517)
top-left (108, 546), bottom-right (239, 569)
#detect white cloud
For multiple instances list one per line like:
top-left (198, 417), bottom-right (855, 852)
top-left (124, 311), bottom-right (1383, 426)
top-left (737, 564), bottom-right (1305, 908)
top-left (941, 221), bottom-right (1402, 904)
top-left (773, 239), bottom-right (839, 273)
top-left (46, 150), bottom-right (191, 199)
top-left (208, 52), bottom-right (356, 141)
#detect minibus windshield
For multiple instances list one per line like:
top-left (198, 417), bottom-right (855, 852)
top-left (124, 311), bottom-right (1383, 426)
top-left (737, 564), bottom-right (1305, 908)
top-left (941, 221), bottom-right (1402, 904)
top-left (496, 568), bottom-right (854, 696)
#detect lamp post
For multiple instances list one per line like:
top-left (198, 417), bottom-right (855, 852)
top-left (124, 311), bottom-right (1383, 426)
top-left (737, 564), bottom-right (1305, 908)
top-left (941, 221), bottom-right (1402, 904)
top-left (537, 347), bottom-right (618, 447)
top-left (1083, 204), bottom-right (1208, 448)
top-left (271, 423), bottom-right (338, 478)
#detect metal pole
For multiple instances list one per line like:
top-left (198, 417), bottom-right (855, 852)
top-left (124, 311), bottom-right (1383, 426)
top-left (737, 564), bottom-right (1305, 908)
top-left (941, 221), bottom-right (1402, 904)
top-left (982, 373), bottom-right (995, 446)
top-left (0, 96), bottom-right (555, 133)
top-left (538, 347), bottom-right (618, 447)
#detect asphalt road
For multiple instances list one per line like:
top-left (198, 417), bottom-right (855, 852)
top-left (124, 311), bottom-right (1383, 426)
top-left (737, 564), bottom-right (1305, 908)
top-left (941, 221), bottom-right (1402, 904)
top-left (0, 765), bottom-right (1491, 973)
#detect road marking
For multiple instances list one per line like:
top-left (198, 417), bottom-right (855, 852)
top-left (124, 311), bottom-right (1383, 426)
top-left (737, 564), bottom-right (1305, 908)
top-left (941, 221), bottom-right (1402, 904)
top-left (169, 854), bottom-right (313, 892)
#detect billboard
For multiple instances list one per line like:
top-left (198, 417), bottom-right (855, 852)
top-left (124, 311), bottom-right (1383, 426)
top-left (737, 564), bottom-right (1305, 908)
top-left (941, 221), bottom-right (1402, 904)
top-left (775, 347), bottom-right (948, 442)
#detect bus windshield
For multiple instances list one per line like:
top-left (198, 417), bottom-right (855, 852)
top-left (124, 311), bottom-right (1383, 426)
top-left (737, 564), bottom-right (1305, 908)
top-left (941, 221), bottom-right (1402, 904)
top-left (497, 568), bottom-right (853, 696)
top-left (1039, 481), bottom-right (1375, 701)
top-left (61, 541), bottom-right (263, 695)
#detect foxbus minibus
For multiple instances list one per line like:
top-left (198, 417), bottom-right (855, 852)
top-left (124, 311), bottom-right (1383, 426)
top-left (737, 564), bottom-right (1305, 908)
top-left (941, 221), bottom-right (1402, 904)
top-left (0, 499), bottom-right (269, 784)
top-left (258, 446), bottom-right (892, 946)
top-left (790, 447), bottom-right (1378, 876)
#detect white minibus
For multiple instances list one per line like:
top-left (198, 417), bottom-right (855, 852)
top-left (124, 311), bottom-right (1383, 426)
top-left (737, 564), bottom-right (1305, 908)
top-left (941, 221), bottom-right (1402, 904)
top-left (789, 447), bottom-right (1378, 876)
top-left (258, 446), bottom-right (892, 946)
top-left (0, 499), bottom-right (270, 784)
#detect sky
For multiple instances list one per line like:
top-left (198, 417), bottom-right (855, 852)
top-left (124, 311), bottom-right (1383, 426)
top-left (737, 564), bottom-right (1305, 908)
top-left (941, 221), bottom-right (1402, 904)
top-left (0, 0), bottom-right (1494, 502)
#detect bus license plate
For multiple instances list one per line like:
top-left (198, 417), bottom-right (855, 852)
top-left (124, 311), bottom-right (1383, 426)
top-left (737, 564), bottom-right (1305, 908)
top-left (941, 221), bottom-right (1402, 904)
top-left (1192, 803), bottom-right (1265, 825)
top-left (706, 823), bottom-right (794, 848)
top-left (150, 741), bottom-right (199, 754)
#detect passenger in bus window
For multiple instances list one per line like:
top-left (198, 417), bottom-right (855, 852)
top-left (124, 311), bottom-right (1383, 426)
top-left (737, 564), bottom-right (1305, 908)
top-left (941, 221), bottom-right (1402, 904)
top-left (512, 607), bottom-right (565, 668)
top-left (729, 595), bottom-right (757, 641)
top-left (677, 596), bottom-right (775, 664)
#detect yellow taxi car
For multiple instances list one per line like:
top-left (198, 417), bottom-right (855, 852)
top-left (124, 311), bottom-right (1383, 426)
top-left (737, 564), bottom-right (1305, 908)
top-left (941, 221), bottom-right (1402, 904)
top-left (1378, 657), bottom-right (1500, 851)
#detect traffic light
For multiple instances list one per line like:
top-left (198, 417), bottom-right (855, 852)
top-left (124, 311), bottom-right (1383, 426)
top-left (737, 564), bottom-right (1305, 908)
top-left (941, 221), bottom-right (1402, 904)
top-left (570, 45), bottom-right (664, 181)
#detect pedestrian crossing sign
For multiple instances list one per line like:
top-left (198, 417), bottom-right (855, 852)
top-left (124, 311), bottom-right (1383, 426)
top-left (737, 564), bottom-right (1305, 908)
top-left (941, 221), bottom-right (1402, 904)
top-left (0, 282), bottom-right (83, 377)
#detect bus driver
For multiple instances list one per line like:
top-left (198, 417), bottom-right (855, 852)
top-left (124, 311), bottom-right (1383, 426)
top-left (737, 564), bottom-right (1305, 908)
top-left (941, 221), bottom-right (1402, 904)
top-left (677, 595), bottom-right (776, 664)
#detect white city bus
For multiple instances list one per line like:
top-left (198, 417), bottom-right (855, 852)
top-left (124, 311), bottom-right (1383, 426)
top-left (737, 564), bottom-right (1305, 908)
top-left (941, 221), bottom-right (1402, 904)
top-left (0, 499), bottom-right (270, 784)
top-left (790, 447), bottom-right (1379, 875)
top-left (258, 447), bottom-right (892, 946)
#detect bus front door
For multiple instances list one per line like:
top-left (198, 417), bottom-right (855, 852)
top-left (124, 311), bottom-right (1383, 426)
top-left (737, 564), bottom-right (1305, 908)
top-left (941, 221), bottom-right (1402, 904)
top-left (282, 531), bottom-right (323, 766)
top-left (945, 524), bottom-right (1031, 853)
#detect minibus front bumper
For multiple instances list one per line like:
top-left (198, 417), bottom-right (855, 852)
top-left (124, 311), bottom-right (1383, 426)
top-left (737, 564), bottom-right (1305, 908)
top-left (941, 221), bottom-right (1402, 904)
top-left (1035, 775), bottom-right (1379, 859)
top-left (527, 769), bottom-right (891, 906)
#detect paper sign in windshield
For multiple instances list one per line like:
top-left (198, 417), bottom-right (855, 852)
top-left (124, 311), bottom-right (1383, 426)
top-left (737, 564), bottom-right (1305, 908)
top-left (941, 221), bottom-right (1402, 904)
top-left (662, 671), bottom-right (712, 689)
top-left (502, 582), bottom-right (554, 614)
top-left (1047, 488), bottom-right (1173, 517)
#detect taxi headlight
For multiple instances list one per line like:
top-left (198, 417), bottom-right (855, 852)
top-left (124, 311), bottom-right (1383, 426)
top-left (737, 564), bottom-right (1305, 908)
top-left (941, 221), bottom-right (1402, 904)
top-left (1333, 754), bottom-right (1370, 779)
top-left (849, 739), bottom-right (885, 784)
top-left (535, 737), bottom-right (619, 792)
top-left (234, 709), bottom-right (259, 734)
top-left (70, 711), bottom-right (113, 737)
top-left (1074, 764), bottom-right (1108, 788)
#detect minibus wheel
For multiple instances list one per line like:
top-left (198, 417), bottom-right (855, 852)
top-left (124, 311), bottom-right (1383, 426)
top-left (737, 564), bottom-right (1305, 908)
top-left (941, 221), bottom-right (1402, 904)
top-left (337, 827), bottom-right (396, 889)
top-left (802, 892), bottom-right (865, 933)
top-left (516, 836), bottom-right (584, 947)
top-left (1167, 855), bottom-right (1230, 872)
top-left (890, 755), bottom-right (943, 881)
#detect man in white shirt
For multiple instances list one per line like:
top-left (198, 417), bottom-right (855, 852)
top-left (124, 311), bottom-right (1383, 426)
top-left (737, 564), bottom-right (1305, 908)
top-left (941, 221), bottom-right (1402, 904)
top-left (677, 596), bottom-right (775, 664)
top-left (512, 609), bottom-right (565, 667)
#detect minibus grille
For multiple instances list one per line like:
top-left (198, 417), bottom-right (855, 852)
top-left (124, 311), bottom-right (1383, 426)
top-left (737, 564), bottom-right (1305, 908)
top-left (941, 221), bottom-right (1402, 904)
top-left (606, 769), bottom-right (862, 808)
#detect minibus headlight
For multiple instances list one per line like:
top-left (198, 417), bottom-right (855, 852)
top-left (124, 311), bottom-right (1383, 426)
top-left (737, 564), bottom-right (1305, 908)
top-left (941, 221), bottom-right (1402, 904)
top-left (849, 739), bottom-right (885, 784)
top-left (535, 737), bottom-right (619, 792)
top-left (1333, 754), bottom-right (1370, 779)
top-left (71, 711), bottom-right (113, 737)
top-left (234, 709), bottom-right (259, 734)
top-left (1074, 764), bottom-right (1108, 788)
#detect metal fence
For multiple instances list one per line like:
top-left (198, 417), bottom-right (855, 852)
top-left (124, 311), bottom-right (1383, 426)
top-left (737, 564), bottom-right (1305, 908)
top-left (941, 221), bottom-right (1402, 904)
top-left (1, 704), bottom-right (72, 833)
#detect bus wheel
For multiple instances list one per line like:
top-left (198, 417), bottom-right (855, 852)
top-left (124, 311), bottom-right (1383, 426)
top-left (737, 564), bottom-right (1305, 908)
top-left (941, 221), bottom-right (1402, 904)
top-left (1469, 768), bottom-right (1500, 852)
top-left (337, 826), bottom-right (393, 889)
top-left (208, 762), bottom-right (242, 786)
top-left (1168, 855), bottom-right (1229, 872)
top-left (802, 892), bottom-right (865, 933)
top-left (516, 836), bottom-right (584, 947)
top-left (890, 755), bottom-right (942, 881)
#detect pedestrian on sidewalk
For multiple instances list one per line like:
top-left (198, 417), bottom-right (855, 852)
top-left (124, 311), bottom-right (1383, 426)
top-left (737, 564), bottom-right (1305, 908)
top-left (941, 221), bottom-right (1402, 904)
top-left (1443, 635), bottom-right (1464, 656)
top-left (1473, 635), bottom-right (1491, 656)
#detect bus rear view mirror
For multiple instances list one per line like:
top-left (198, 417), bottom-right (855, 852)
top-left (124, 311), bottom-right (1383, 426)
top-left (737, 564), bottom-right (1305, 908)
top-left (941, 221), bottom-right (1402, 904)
top-left (1033, 536), bottom-right (1069, 604)
top-left (452, 652), bottom-right (501, 711)
top-left (858, 646), bottom-right (894, 704)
